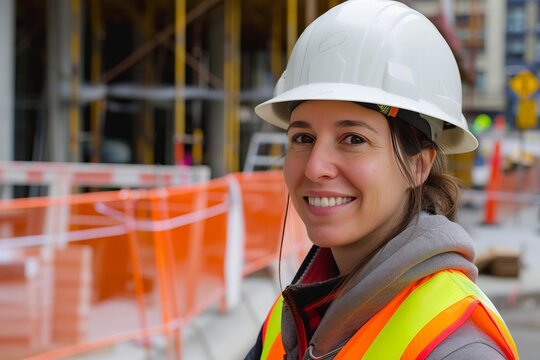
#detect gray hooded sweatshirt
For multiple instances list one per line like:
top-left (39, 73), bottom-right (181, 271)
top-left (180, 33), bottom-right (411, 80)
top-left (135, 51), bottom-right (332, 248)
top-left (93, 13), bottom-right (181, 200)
top-left (275, 214), bottom-right (509, 359)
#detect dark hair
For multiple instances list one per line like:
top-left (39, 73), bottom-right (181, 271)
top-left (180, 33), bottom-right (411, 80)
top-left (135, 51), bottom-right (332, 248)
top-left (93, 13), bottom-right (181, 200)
top-left (387, 116), bottom-right (460, 237)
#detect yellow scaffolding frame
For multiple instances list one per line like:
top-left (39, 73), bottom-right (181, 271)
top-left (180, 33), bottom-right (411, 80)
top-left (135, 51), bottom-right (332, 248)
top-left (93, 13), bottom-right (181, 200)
top-left (72, 0), bottom-right (320, 170)
top-left (329, 0), bottom-right (340, 8)
top-left (224, 0), bottom-right (241, 173)
top-left (287, 0), bottom-right (298, 57)
top-left (271, 1), bottom-right (283, 82)
top-left (89, 0), bottom-right (104, 163)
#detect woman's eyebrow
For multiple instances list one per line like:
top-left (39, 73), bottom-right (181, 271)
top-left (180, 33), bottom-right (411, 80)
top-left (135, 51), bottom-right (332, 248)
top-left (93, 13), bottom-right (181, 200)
top-left (336, 119), bottom-right (378, 134)
top-left (287, 120), bottom-right (311, 132)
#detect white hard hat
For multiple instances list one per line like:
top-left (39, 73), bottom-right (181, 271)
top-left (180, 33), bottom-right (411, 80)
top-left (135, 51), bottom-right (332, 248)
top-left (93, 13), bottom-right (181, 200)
top-left (255, 0), bottom-right (478, 154)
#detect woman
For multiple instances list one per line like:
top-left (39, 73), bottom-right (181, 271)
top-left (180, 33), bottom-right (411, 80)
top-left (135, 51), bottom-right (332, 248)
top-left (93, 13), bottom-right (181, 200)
top-left (246, 1), bottom-right (518, 359)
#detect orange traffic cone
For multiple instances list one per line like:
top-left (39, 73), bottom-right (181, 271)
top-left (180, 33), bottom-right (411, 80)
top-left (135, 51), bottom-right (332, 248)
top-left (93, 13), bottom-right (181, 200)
top-left (483, 139), bottom-right (501, 225)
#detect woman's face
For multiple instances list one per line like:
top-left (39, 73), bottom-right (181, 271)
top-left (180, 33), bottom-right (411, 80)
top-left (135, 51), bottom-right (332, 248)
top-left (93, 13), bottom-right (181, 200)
top-left (284, 100), bottom-right (411, 270)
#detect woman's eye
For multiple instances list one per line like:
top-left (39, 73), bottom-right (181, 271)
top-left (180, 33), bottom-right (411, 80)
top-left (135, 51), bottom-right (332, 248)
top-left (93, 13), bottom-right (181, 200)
top-left (343, 134), bottom-right (365, 145)
top-left (291, 134), bottom-right (314, 144)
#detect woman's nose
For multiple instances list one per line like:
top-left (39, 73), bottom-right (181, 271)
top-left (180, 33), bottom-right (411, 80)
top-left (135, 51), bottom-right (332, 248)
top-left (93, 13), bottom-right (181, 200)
top-left (304, 142), bottom-right (338, 182)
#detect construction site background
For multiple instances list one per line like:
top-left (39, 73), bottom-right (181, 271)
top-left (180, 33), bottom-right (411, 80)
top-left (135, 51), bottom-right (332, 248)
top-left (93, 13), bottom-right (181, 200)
top-left (1, 0), bottom-right (540, 359)
top-left (3, 0), bottom-right (508, 182)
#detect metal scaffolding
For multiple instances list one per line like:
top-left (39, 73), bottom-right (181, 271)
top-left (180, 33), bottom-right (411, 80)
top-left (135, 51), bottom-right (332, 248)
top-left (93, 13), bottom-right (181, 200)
top-left (175, 0), bottom-right (186, 167)
top-left (224, 0), bottom-right (241, 172)
top-left (0, 0), bottom-right (14, 164)
top-left (69, 0), bottom-right (82, 162)
top-left (14, 0), bottom-right (344, 178)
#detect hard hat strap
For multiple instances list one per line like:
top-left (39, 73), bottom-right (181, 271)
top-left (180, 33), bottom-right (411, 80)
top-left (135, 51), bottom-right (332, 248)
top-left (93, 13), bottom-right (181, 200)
top-left (357, 102), bottom-right (434, 141)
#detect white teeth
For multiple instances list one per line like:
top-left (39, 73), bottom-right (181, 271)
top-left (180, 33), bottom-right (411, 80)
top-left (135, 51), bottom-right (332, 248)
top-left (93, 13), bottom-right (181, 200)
top-left (307, 196), bottom-right (353, 207)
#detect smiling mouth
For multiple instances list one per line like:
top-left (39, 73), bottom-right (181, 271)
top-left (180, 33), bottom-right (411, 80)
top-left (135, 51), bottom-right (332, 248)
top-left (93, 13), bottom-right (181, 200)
top-left (305, 196), bottom-right (355, 208)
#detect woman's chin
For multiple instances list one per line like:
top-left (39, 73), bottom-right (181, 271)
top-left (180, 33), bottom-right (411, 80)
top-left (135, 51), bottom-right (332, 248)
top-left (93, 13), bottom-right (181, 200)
top-left (307, 232), bottom-right (352, 249)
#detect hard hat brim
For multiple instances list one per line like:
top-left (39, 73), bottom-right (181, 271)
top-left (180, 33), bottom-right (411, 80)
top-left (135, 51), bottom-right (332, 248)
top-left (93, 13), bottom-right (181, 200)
top-left (255, 83), bottom-right (478, 154)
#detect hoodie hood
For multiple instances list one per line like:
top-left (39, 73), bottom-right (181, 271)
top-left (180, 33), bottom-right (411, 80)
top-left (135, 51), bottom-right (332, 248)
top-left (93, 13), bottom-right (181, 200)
top-left (282, 213), bottom-right (477, 359)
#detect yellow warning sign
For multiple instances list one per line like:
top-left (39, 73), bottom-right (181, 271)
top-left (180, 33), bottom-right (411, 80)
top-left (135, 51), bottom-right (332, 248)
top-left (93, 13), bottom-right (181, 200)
top-left (516, 98), bottom-right (538, 130)
top-left (509, 70), bottom-right (540, 98)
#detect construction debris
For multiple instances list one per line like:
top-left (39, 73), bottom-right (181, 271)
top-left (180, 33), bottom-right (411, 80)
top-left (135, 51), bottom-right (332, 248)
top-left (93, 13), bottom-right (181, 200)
top-left (475, 246), bottom-right (521, 277)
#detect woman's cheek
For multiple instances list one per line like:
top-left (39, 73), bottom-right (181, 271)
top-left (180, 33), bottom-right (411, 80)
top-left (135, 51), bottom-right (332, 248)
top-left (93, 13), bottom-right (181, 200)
top-left (283, 154), bottom-right (301, 187)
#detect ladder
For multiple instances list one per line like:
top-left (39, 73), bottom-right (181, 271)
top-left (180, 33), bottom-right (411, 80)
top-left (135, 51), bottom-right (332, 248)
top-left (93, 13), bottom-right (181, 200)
top-left (243, 132), bottom-right (288, 172)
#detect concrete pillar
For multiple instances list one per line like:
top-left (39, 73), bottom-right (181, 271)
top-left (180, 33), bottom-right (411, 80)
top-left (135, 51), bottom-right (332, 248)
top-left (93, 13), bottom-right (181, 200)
top-left (525, 0), bottom-right (538, 65)
top-left (485, 0), bottom-right (506, 96)
top-left (305, 0), bottom-right (317, 26)
top-left (208, 6), bottom-right (225, 177)
top-left (0, 0), bottom-right (15, 162)
top-left (47, 0), bottom-right (72, 162)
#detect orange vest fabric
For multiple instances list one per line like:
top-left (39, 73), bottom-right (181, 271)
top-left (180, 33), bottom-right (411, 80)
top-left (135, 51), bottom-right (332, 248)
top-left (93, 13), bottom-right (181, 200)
top-left (260, 270), bottom-right (519, 360)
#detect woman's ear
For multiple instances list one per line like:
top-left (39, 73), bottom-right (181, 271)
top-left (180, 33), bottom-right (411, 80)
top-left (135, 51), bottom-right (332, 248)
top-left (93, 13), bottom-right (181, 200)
top-left (414, 148), bottom-right (436, 186)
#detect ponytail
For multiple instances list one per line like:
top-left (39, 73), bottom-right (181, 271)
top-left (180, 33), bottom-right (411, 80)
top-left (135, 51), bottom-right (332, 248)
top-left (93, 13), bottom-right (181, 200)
top-left (387, 118), bottom-right (461, 235)
top-left (421, 154), bottom-right (460, 221)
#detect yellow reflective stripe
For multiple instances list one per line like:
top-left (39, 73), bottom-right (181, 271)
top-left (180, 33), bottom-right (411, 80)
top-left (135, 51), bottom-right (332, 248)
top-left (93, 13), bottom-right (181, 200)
top-left (451, 272), bottom-right (519, 357)
top-left (261, 296), bottom-right (284, 360)
top-left (364, 271), bottom-right (471, 359)
top-left (451, 271), bottom-right (498, 313)
top-left (450, 271), bottom-right (516, 348)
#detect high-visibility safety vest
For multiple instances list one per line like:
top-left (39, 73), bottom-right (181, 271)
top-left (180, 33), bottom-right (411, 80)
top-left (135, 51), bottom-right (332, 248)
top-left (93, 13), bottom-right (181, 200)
top-left (260, 270), bottom-right (519, 360)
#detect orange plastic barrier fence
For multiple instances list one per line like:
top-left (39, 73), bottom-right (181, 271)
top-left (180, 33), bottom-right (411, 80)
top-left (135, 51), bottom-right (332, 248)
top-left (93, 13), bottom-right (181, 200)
top-left (235, 171), bottom-right (310, 277)
top-left (0, 171), bottom-right (310, 359)
top-left (235, 171), bottom-right (287, 275)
